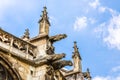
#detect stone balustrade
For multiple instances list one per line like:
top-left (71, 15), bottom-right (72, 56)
top-left (0, 28), bottom-right (36, 57)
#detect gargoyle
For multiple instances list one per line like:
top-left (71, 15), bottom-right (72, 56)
top-left (47, 53), bottom-right (66, 62)
top-left (52, 60), bottom-right (73, 70)
top-left (49, 34), bottom-right (67, 43)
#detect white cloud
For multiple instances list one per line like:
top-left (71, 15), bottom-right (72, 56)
top-left (107, 8), bottom-right (118, 16)
top-left (73, 17), bottom-right (96, 31)
top-left (89, 0), bottom-right (100, 9)
top-left (94, 23), bottom-right (106, 38)
top-left (73, 16), bottom-right (88, 31)
top-left (93, 76), bottom-right (120, 80)
top-left (89, 1), bottom-right (107, 13)
top-left (103, 14), bottom-right (120, 50)
top-left (99, 7), bottom-right (106, 13)
top-left (94, 5), bottom-right (120, 50)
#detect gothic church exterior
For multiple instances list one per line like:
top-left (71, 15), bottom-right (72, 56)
top-left (0, 7), bottom-right (91, 80)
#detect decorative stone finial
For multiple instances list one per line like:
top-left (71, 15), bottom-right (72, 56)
top-left (86, 68), bottom-right (91, 80)
top-left (73, 41), bottom-right (78, 52)
top-left (72, 41), bottom-right (82, 60)
top-left (87, 68), bottom-right (90, 73)
top-left (38, 6), bottom-right (50, 35)
top-left (22, 28), bottom-right (30, 40)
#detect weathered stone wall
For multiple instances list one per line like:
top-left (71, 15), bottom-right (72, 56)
top-left (30, 37), bottom-right (48, 57)
top-left (0, 52), bottom-right (49, 80)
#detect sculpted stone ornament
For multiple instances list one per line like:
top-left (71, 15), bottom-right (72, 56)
top-left (83, 68), bottom-right (91, 80)
top-left (47, 53), bottom-right (66, 62)
top-left (21, 29), bottom-right (30, 40)
top-left (0, 32), bottom-right (11, 44)
top-left (45, 66), bottom-right (55, 80)
top-left (52, 60), bottom-right (73, 70)
top-left (49, 34), bottom-right (67, 43)
top-left (46, 40), bottom-right (55, 55)
top-left (0, 28), bottom-right (36, 57)
top-left (34, 53), bottom-right (65, 63)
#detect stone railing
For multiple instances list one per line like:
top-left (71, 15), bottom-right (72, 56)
top-left (0, 28), bottom-right (36, 57)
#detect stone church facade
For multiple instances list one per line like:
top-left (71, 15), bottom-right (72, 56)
top-left (0, 7), bottom-right (91, 80)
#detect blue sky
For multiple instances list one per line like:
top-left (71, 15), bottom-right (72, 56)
top-left (0, 0), bottom-right (120, 80)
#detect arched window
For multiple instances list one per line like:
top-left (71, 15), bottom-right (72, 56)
top-left (0, 64), bottom-right (13, 80)
top-left (0, 54), bottom-right (22, 80)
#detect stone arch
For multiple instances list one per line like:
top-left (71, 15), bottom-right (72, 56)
top-left (0, 54), bottom-right (22, 80)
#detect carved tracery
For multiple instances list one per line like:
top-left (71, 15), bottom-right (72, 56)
top-left (0, 28), bottom-right (36, 57)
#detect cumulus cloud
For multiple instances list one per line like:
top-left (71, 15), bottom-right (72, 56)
top-left (93, 3), bottom-right (120, 50)
top-left (73, 16), bottom-right (88, 31)
top-left (73, 16), bottom-right (96, 31)
top-left (89, 0), bottom-right (100, 9)
top-left (89, 0), bottom-right (107, 13)
top-left (92, 1), bottom-right (120, 50)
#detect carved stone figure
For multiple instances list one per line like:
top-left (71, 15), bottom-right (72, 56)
top-left (46, 40), bottom-right (55, 55)
top-left (45, 66), bottom-right (55, 80)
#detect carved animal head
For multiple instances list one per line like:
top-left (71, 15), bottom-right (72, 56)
top-left (67, 60), bottom-right (73, 66)
top-left (62, 34), bottom-right (67, 38)
top-left (52, 60), bottom-right (73, 70)
top-left (61, 53), bottom-right (66, 58)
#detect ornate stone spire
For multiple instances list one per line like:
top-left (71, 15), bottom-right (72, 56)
top-left (72, 41), bottom-right (82, 60)
top-left (22, 29), bottom-right (30, 40)
top-left (38, 6), bottom-right (50, 35)
top-left (72, 41), bottom-right (82, 72)
top-left (83, 68), bottom-right (91, 80)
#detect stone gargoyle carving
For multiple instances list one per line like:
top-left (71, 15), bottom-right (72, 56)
top-left (49, 34), bottom-right (67, 43)
top-left (47, 53), bottom-right (66, 62)
top-left (52, 60), bottom-right (73, 70)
